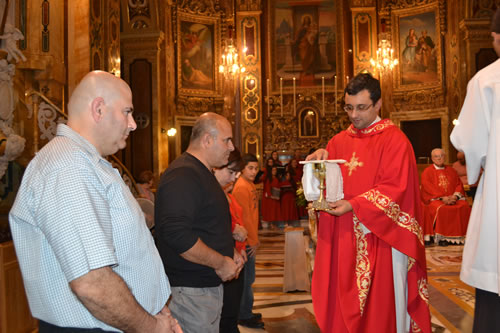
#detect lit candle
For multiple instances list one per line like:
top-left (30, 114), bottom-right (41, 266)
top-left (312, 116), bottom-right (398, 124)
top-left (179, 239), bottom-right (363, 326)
top-left (322, 76), bottom-right (325, 117)
top-left (293, 77), bottom-right (296, 116)
top-left (280, 77), bottom-right (283, 117)
top-left (346, 76), bottom-right (349, 84)
top-left (334, 75), bottom-right (338, 115)
top-left (267, 79), bottom-right (270, 117)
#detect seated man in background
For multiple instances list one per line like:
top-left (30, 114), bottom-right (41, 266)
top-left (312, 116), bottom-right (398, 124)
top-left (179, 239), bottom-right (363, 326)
top-left (421, 148), bottom-right (471, 246)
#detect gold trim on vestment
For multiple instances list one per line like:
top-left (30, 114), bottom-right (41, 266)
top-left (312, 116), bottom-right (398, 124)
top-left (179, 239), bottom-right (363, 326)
top-left (408, 257), bottom-right (416, 272)
top-left (347, 120), bottom-right (393, 135)
top-left (360, 189), bottom-right (424, 246)
top-left (353, 214), bottom-right (371, 316)
top-left (418, 278), bottom-right (429, 305)
top-left (411, 319), bottom-right (422, 333)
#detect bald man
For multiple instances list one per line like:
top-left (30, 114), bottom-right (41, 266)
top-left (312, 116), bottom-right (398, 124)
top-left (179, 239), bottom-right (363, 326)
top-left (156, 112), bottom-right (244, 333)
top-left (9, 71), bottom-right (180, 332)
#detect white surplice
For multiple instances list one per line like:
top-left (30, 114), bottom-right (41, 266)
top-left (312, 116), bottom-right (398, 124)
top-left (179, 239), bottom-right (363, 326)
top-left (450, 58), bottom-right (500, 294)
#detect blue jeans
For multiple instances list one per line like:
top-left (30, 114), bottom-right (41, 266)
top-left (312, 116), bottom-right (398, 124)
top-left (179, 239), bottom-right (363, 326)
top-left (239, 249), bottom-right (256, 320)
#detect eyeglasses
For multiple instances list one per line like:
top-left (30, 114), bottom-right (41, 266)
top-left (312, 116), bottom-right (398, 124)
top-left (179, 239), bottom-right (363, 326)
top-left (343, 104), bottom-right (374, 112)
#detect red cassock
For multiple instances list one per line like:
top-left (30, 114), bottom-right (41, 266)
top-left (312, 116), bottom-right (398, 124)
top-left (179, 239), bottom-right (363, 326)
top-left (280, 180), bottom-right (298, 222)
top-left (312, 119), bottom-right (431, 333)
top-left (420, 166), bottom-right (471, 239)
top-left (261, 176), bottom-right (282, 222)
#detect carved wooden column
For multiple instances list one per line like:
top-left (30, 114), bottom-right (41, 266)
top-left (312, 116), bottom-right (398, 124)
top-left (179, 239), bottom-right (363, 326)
top-left (236, 0), bottom-right (262, 158)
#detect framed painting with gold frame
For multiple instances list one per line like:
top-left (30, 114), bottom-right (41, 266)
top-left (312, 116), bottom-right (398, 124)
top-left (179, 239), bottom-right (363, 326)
top-left (267, 0), bottom-right (338, 94)
top-left (392, 3), bottom-right (442, 91)
top-left (177, 11), bottom-right (221, 97)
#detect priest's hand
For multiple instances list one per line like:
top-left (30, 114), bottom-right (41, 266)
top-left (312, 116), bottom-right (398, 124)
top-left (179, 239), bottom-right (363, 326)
top-left (306, 148), bottom-right (328, 161)
top-left (326, 200), bottom-right (353, 216)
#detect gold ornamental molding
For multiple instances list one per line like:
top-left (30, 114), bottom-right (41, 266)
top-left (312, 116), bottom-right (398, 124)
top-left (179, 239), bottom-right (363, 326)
top-left (392, 87), bottom-right (445, 111)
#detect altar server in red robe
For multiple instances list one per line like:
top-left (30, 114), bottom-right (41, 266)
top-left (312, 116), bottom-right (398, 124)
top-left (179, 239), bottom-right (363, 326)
top-left (280, 170), bottom-right (299, 224)
top-left (420, 148), bottom-right (471, 246)
top-left (307, 73), bottom-right (431, 333)
top-left (261, 165), bottom-right (282, 226)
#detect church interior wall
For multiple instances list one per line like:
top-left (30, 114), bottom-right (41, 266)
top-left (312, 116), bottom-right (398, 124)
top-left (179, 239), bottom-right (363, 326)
top-left (0, 0), bottom-right (499, 328)
top-left (0, 0), bottom-right (499, 240)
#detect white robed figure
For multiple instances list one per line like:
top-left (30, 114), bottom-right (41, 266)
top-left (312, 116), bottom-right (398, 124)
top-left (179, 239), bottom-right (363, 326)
top-left (450, 8), bottom-right (500, 331)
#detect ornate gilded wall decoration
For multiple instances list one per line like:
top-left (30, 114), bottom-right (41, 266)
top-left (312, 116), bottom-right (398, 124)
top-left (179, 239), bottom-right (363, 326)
top-left (90, 0), bottom-right (103, 70)
top-left (128, 0), bottom-right (151, 29)
top-left (237, 5), bottom-right (263, 156)
top-left (107, 0), bottom-right (121, 76)
top-left (19, 0), bottom-right (26, 50)
top-left (352, 8), bottom-right (377, 75)
top-left (178, 0), bottom-right (219, 15)
top-left (470, 0), bottom-right (499, 18)
top-left (242, 74), bottom-right (260, 124)
top-left (41, 0), bottom-right (49, 52)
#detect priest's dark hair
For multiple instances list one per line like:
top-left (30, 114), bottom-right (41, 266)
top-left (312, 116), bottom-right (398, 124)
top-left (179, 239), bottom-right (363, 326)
top-left (344, 73), bottom-right (381, 105)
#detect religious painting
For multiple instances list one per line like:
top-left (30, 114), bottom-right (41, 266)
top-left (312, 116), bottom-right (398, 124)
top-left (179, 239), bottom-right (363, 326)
top-left (177, 12), bottom-right (221, 97)
top-left (269, 0), bottom-right (337, 92)
top-left (392, 4), bottom-right (442, 91)
top-left (298, 108), bottom-right (319, 138)
top-left (175, 116), bottom-right (197, 157)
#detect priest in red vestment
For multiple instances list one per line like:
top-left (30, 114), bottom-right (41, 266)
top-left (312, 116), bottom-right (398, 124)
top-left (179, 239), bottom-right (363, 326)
top-left (307, 73), bottom-right (431, 333)
top-left (420, 148), bottom-right (471, 245)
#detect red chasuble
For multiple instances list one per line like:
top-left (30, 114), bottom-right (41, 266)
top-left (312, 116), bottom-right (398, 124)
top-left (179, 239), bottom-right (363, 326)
top-left (312, 119), bottom-right (431, 333)
top-left (420, 166), bottom-right (471, 238)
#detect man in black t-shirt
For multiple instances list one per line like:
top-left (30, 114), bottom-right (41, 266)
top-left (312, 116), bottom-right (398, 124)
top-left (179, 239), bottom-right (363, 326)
top-left (155, 112), bottom-right (244, 333)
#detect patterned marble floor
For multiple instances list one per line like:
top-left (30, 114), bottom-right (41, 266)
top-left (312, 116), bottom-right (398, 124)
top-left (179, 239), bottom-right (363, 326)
top-left (239, 222), bottom-right (474, 333)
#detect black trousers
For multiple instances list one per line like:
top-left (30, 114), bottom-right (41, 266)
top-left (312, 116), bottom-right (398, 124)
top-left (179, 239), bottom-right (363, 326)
top-left (39, 320), bottom-right (115, 333)
top-left (219, 268), bottom-right (245, 333)
top-left (473, 288), bottom-right (500, 333)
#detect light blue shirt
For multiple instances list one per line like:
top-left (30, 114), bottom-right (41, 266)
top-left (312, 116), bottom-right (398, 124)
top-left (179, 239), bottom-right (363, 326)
top-left (9, 124), bottom-right (170, 331)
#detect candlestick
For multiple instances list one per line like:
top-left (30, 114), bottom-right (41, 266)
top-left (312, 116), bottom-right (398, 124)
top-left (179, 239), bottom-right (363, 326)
top-left (322, 76), bottom-right (325, 117)
top-left (334, 75), bottom-right (338, 116)
top-left (293, 77), bottom-right (296, 116)
top-left (280, 77), bottom-right (283, 117)
top-left (267, 79), bottom-right (270, 117)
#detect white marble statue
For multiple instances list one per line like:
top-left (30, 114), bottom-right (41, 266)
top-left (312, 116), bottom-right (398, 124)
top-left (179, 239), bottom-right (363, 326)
top-left (0, 23), bottom-right (27, 63)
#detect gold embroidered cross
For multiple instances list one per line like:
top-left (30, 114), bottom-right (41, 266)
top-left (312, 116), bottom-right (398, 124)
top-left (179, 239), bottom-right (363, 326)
top-left (438, 174), bottom-right (449, 190)
top-left (345, 152), bottom-right (364, 176)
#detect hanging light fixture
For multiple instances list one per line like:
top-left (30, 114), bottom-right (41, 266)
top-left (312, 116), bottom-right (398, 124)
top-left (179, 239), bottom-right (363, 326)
top-left (219, 25), bottom-right (246, 77)
top-left (370, 37), bottom-right (399, 73)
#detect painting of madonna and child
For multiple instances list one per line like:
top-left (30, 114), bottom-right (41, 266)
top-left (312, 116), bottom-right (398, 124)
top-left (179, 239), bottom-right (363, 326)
top-left (272, 1), bottom-right (337, 90)
top-left (398, 8), bottom-right (440, 86)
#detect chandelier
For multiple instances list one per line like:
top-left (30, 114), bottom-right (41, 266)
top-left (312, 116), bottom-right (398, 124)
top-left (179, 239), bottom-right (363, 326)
top-left (370, 38), bottom-right (398, 73)
top-left (219, 26), bottom-right (246, 77)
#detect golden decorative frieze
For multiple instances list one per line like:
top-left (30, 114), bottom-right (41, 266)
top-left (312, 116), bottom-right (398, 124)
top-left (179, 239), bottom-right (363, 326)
top-left (392, 88), bottom-right (445, 111)
top-left (350, 0), bottom-right (376, 7)
top-left (177, 0), bottom-right (219, 16)
top-left (176, 95), bottom-right (224, 115)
